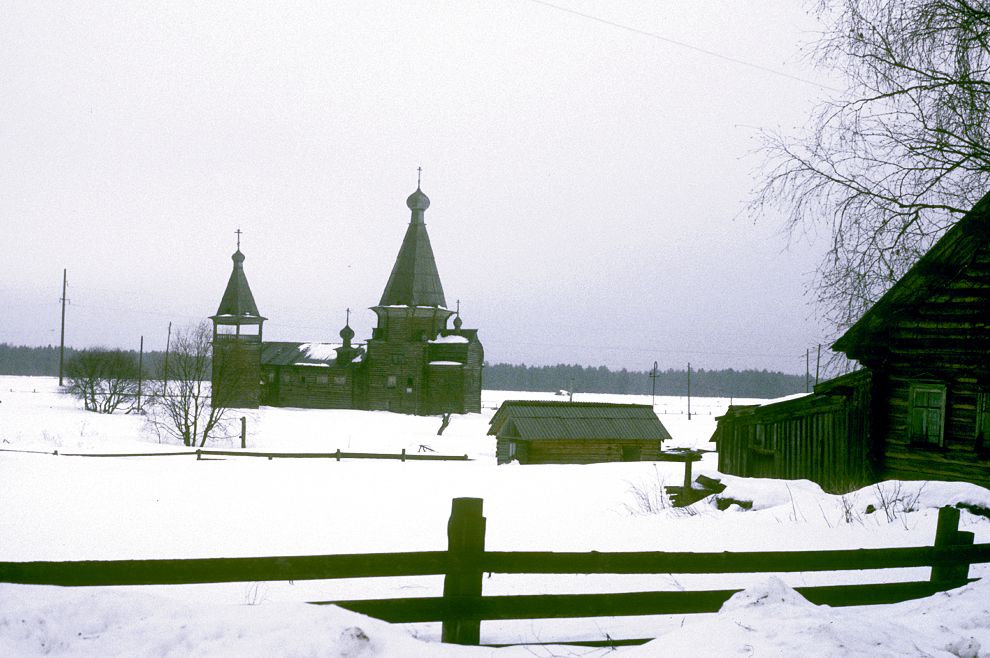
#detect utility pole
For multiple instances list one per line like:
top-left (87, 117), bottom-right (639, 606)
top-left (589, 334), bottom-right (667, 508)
top-left (649, 360), bottom-right (659, 408)
top-left (58, 268), bottom-right (67, 386)
top-left (687, 362), bottom-right (692, 420)
top-left (137, 335), bottom-right (144, 412)
top-left (815, 344), bottom-right (821, 387)
top-left (806, 349), bottom-right (810, 393)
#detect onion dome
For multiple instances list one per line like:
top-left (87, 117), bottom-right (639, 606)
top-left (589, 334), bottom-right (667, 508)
top-left (406, 186), bottom-right (431, 212)
top-left (453, 314), bottom-right (463, 331)
top-left (339, 322), bottom-right (355, 343)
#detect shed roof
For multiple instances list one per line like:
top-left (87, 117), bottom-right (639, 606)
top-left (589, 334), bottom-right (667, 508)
top-left (832, 190), bottom-right (990, 360)
top-left (488, 401), bottom-right (672, 442)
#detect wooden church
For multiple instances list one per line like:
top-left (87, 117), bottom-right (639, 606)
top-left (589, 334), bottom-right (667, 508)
top-left (210, 181), bottom-right (484, 415)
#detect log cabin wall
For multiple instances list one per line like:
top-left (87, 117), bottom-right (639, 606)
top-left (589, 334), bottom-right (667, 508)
top-left (496, 438), bottom-right (661, 465)
top-left (363, 338), bottom-right (429, 414)
top-left (266, 364), bottom-right (358, 409)
top-left (212, 335), bottom-right (262, 408)
top-left (857, 244), bottom-right (990, 487)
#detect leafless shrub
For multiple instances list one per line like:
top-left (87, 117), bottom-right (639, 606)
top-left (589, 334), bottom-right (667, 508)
top-left (869, 481), bottom-right (926, 527)
top-left (623, 465), bottom-right (669, 515)
top-left (65, 348), bottom-right (140, 414)
top-left (145, 322), bottom-right (234, 447)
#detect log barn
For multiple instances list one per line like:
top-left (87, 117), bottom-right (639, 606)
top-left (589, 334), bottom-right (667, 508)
top-left (715, 192), bottom-right (990, 489)
top-left (489, 401), bottom-right (672, 465)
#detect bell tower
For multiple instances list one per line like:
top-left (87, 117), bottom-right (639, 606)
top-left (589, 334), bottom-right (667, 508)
top-left (366, 174), bottom-right (454, 413)
top-left (210, 230), bottom-right (266, 408)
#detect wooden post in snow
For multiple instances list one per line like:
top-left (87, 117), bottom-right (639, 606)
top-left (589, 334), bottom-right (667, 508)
top-left (931, 506), bottom-right (975, 586)
top-left (441, 497), bottom-right (486, 645)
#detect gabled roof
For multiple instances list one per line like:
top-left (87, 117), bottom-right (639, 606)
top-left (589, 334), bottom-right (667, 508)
top-left (261, 341), bottom-right (364, 367)
top-left (832, 191), bottom-right (990, 359)
top-left (213, 250), bottom-right (265, 322)
top-left (488, 400), bottom-right (672, 442)
top-left (379, 186), bottom-right (447, 308)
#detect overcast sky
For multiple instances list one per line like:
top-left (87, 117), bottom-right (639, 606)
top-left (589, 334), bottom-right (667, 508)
top-left (1, 1), bottom-right (837, 374)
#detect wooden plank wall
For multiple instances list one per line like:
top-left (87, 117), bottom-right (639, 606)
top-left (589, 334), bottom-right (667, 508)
top-left (716, 373), bottom-right (872, 491)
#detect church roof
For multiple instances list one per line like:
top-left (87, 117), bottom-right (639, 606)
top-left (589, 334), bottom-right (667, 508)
top-left (213, 249), bottom-right (265, 322)
top-left (378, 185), bottom-right (447, 308)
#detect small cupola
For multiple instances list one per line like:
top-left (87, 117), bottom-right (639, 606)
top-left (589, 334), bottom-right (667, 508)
top-left (211, 230), bottom-right (266, 339)
top-left (335, 309), bottom-right (359, 365)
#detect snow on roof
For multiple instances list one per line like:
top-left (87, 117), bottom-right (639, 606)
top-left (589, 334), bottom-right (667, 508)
top-left (756, 392), bottom-right (812, 407)
top-left (292, 362), bottom-right (331, 368)
top-left (429, 361), bottom-right (463, 366)
top-left (300, 342), bottom-right (340, 361)
top-left (429, 335), bottom-right (469, 344)
top-left (379, 305), bottom-right (451, 310)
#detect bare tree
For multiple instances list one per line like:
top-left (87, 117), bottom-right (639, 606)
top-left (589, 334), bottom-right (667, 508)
top-left (756, 0), bottom-right (990, 341)
top-left (146, 321), bottom-right (233, 447)
top-left (65, 348), bottom-right (140, 414)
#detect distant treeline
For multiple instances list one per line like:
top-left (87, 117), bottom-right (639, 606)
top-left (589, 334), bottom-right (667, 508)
top-left (482, 362), bottom-right (806, 398)
top-left (0, 343), bottom-right (165, 377)
top-left (0, 344), bottom-right (805, 398)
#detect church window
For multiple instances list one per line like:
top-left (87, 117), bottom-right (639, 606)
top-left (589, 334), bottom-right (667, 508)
top-left (316, 375), bottom-right (328, 385)
top-left (406, 377), bottom-right (414, 394)
top-left (334, 375), bottom-right (347, 386)
top-left (386, 375), bottom-right (397, 389)
top-left (392, 355), bottom-right (405, 365)
top-left (908, 383), bottom-right (946, 447)
top-left (283, 373), bottom-right (293, 383)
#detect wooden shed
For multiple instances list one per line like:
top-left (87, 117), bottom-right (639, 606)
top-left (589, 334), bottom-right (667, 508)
top-left (715, 190), bottom-right (990, 489)
top-left (714, 370), bottom-right (873, 491)
top-left (489, 401), bottom-right (672, 465)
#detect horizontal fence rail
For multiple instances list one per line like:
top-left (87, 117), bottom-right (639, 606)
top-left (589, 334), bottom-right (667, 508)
top-left (0, 447), bottom-right (470, 462)
top-left (0, 498), bottom-right (985, 647)
top-left (0, 552), bottom-right (449, 587)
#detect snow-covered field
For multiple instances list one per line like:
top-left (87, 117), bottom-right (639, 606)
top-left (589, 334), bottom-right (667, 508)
top-left (2, 375), bottom-right (989, 657)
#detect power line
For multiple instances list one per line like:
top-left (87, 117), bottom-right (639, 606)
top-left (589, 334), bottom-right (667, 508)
top-left (524, 0), bottom-right (840, 92)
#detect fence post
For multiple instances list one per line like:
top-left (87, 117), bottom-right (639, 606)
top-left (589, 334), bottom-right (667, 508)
top-left (441, 497), bottom-right (486, 645)
top-left (931, 506), bottom-right (974, 586)
top-left (401, 448), bottom-right (406, 462)
top-left (240, 417), bottom-right (247, 449)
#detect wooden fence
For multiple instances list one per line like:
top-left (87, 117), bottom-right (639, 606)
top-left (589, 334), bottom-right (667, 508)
top-left (1, 498), bottom-right (987, 647)
top-left (0, 447), bottom-right (469, 462)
